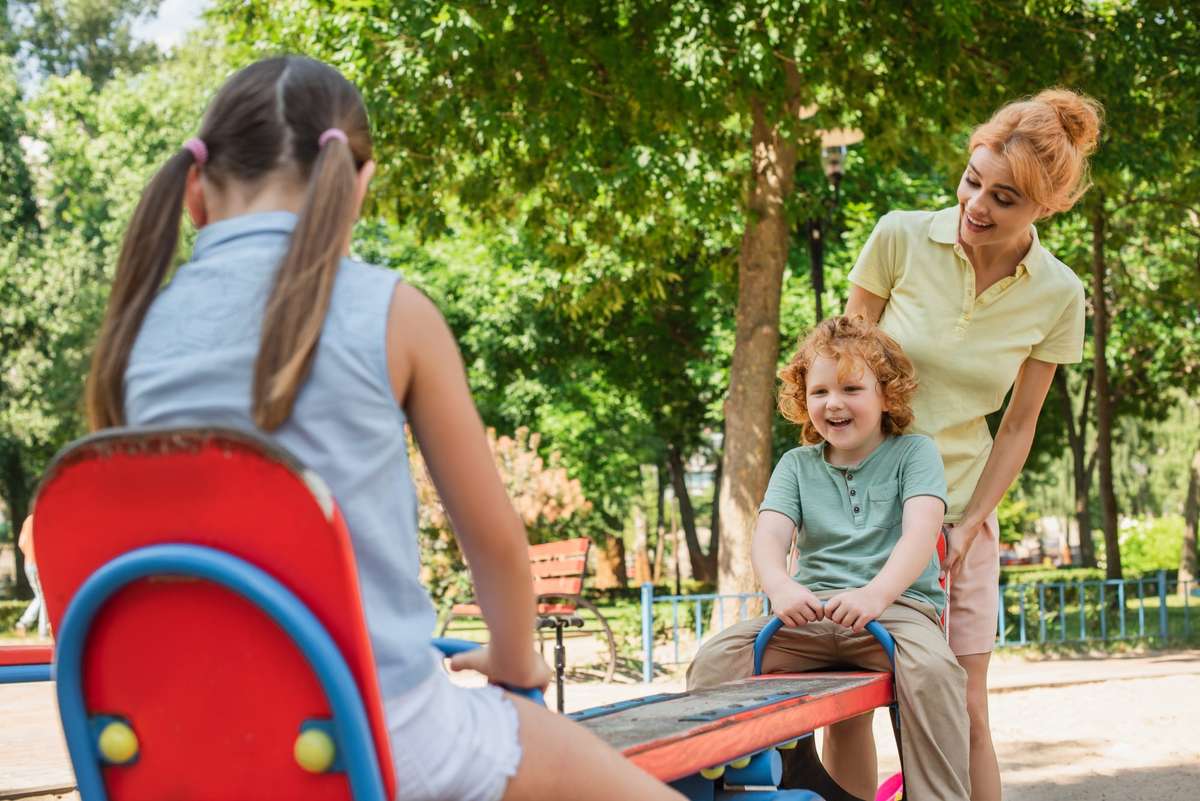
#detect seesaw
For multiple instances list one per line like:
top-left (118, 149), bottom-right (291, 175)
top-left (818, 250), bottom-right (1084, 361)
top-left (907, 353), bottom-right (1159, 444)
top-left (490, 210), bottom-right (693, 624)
top-left (3, 427), bottom-right (906, 800)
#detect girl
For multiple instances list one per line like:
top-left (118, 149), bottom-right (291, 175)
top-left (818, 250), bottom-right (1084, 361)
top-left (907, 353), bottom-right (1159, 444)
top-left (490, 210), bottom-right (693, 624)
top-left (844, 88), bottom-right (1101, 800)
top-left (84, 55), bottom-right (682, 801)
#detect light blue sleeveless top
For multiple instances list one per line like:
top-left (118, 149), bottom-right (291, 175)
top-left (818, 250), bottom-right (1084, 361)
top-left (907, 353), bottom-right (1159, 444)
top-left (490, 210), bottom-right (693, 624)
top-left (125, 211), bottom-right (437, 696)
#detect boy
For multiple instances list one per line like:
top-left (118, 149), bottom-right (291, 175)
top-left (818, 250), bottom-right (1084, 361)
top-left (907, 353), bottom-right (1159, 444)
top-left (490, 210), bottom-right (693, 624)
top-left (687, 316), bottom-right (969, 801)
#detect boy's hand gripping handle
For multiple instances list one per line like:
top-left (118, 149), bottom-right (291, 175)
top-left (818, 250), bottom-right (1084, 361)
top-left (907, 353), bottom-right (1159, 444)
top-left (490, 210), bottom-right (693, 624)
top-left (752, 614), bottom-right (896, 675)
top-left (431, 637), bottom-right (547, 706)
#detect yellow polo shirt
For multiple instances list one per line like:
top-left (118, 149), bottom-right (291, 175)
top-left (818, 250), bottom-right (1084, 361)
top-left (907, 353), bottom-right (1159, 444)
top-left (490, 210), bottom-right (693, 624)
top-left (848, 206), bottom-right (1085, 521)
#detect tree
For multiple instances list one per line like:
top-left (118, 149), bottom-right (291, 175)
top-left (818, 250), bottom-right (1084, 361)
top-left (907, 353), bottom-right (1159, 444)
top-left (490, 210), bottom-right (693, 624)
top-left (222, 0), bottom-right (1063, 599)
top-left (1182, 441), bottom-right (1199, 597)
top-left (352, 218), bottom-right (733, 584)
top-left (0, 31), bottom-right (231, 595)
top-left (8, 0), bottom-right (162, 85)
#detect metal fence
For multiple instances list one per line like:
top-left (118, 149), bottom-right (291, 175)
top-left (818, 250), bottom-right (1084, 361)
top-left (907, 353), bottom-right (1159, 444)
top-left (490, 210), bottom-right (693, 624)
top-left (638, 584), bottom-right (769, 682)
top-left (998, 572), bottom-right (1195, 646)
top-left (638, 572), bottom-right (1199, 682)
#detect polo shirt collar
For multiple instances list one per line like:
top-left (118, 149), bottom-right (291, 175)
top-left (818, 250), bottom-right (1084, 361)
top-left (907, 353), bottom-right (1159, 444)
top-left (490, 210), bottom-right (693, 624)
top-left (928, 205), bottom-right (1047, 279)
top-left (820, 434), bottom-right (894, 473)
top-left (192, 210), bottom-right (298, 261)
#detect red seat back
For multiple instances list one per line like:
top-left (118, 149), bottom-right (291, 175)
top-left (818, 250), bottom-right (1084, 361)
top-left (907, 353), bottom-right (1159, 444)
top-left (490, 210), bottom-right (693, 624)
top-left (34, 428), bottom-right (395, 801)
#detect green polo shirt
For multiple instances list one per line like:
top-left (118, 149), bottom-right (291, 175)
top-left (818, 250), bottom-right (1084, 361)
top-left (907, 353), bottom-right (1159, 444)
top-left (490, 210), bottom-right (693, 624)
top-left (760, 434), bottom-right (949, 614)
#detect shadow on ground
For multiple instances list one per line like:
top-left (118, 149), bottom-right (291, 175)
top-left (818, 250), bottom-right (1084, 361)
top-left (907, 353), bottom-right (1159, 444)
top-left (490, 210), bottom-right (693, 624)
top-left (1005, 762), bottom-right (1200, 801)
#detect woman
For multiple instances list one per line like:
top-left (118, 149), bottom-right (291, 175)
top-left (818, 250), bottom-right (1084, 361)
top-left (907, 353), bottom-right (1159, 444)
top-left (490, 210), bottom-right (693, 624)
top-left (842, 88), bottom-right (1102, 800)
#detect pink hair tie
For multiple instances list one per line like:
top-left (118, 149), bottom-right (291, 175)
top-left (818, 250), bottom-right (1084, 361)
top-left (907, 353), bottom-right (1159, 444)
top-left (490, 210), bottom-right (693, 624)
top-left (183, 137), bottom-right (208, 166)
top-left (318, 128), bottom-right (348, 147)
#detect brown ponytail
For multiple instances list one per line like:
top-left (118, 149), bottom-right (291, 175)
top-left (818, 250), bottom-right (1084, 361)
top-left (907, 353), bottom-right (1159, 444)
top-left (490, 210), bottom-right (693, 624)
top-left (252, 136), bottom-right (359, 429)
top-left (84, 56), bottom-right (372, 433)
top-left (85, 149), bottom-right (195, 430)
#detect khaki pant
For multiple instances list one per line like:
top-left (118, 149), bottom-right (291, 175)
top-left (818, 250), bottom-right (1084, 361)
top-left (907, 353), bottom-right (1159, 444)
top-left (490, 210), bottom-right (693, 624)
top-left (686, 593), bottom-right (970, 801)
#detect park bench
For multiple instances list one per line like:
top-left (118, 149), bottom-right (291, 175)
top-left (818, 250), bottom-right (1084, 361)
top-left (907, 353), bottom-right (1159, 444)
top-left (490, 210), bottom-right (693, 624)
top-left (440, 536), bottom-right (619, 685)
top-left (6, 426), bottom-right (912, 800)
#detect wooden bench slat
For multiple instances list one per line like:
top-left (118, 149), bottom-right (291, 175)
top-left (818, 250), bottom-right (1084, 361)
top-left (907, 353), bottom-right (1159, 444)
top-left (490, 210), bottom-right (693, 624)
top-left (449, 602), bottom-right (579, 617)
top-left (536, 603), bottom-right (578, 615)
top-left (528, 539), bottom-right (590, 560)
top-left (534, 576), bottom-right (584, 596)
top-left (530, 555), bottom-right (587, 578)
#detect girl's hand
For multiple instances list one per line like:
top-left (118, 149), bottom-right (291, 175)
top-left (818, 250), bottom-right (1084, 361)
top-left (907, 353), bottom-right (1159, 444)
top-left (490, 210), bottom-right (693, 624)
top-left (825, 587), bottom-right (889, 633)
top-left (941, 516), bottom-right (993, 580)
top-left (767, 582), bottom-right (825, 628)
top-left (449, 644), bottom-right (552, 692)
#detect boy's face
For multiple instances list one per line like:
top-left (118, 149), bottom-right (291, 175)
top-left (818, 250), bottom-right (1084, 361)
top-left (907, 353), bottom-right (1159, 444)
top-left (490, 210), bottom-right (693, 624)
top-left (805, 355), bottom-right (888, 461)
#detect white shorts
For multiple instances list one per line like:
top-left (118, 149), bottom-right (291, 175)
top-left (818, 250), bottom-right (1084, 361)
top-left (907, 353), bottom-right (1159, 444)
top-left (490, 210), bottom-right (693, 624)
top-left (385, 651), bottom-right (522, 801)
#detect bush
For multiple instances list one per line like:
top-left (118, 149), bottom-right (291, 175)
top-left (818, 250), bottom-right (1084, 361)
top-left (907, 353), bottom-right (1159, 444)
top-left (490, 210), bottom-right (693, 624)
top-left (1117, 516), bottom-right (1184, 575)
top-left (0, 599), bottom-right (26, 631)
top-left (997, 495), bottom-right (1037, 545)
top-left (411, 427), bottom-right (593, 609)
top-left (1000, 566), bottom-right (1108, 586)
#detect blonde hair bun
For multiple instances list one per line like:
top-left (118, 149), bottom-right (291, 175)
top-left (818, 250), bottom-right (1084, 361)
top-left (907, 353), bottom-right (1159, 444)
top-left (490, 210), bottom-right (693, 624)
top-left (969, 88), bottom-right (1105, 214)
top-left (1034, 88), bottom-right (1103, 155)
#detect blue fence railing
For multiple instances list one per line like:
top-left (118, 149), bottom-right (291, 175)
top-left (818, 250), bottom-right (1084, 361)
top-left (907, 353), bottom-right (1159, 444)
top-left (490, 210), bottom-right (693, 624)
top-left (639, 571), bottom-right (1198, 682)
top-left (639, 585), bottom-right (769, 682)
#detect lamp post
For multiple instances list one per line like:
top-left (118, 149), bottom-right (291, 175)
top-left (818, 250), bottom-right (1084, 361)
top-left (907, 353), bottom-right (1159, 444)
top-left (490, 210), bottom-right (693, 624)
top-left (806, 128), bottom-right (862, 322)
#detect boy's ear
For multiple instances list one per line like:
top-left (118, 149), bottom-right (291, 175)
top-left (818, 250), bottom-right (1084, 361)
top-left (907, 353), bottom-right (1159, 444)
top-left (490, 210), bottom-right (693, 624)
top-left (184, 165), bottom-right (207, 229)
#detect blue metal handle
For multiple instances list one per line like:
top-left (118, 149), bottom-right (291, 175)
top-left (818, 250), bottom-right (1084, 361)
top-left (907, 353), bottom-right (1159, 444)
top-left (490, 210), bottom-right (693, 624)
top-left (56, 545), bottom-right (389, 801)
top-left (431, 637), bottom-right (546, 706)
top-left (752, 613), bottom-right (896, 675)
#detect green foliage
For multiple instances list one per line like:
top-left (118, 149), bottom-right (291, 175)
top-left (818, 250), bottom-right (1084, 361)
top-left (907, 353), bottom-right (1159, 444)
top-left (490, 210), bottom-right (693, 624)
top-left (411, 427), bottom-right (593, 607)
top-left (1117, 516), bottom-right (1186, 575)
top-left (1000, 565), bottom-right (1108, 586)
top-left (996, 495), bottom-right (1039, 546)
top-left (0, 28), bottom-right (234, 532)
top-left (9, 0), bottom-right (163, 85)
top-left (0, 598), bottom-right (25, 630)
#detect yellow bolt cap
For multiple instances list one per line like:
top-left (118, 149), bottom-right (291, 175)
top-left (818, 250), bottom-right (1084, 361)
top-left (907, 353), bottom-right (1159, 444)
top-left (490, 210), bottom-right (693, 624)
top-left (730, 756), bottom-right (752, 769)
top-left (699, 765), bottom-right (725, 780)
top-left (778, 739), bottom-right (799, 750)
top-left (294, 728), bottom-right (337, 773)
top-left (97, 721), bottom-right (139, 764)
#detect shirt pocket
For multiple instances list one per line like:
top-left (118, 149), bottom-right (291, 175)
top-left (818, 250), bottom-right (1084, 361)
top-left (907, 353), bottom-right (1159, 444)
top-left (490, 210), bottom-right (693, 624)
top-left (866, 480), bottom-right (902, 529)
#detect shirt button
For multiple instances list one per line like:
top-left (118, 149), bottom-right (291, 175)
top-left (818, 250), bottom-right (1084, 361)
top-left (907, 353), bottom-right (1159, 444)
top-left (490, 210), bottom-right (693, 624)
top-left (846, 473), bottom-right (853, 480)
top-left (853, 506), bottom-right (860, 514)
top-left (850, 489), bottom-right (857, 496)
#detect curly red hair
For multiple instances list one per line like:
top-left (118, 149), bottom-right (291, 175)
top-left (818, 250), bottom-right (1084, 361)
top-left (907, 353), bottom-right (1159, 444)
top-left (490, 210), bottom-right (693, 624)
top-left (779, 315), bottom-right (917, 445)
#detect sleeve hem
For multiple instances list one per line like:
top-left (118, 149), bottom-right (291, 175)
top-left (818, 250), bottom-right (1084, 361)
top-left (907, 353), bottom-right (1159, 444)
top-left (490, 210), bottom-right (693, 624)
top-left (847, 275), bottom-right (892, 301)
top-left (902, 492), bottom-right (949, 513)
top-left (758, 505), bottom-right (800, 527)
top-left (1028, 347), bottom-right (1083, 365)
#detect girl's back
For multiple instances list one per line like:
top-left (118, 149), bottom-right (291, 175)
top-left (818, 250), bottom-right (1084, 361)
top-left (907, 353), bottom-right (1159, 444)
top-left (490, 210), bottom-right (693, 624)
top-left (83, 53), bottom-right (684, 801)
top-left (125, 209), bottom-right (436, 697)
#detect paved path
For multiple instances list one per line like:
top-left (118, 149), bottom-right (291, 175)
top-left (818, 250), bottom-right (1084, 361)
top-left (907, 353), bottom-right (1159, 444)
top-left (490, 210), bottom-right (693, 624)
top-left (4, 649), bottom-right (1199, 800)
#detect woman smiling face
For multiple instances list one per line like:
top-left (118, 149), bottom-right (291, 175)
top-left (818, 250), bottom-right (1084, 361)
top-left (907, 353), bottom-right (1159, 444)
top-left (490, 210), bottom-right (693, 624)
top-left (955, 146), bottom-right (1045, 249)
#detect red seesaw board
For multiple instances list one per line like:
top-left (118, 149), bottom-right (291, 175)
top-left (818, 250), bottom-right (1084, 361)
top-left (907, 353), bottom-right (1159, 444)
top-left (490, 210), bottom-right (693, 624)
top-left (576, 673), bottom-right (893, 783)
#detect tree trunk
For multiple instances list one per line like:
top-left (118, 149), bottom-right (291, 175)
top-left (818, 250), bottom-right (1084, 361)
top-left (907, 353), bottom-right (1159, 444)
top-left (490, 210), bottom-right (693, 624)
top-left (1, 448), bottom-right (33, 599)
top-left (710, 433), bottom-right (723, 573)
top-left (653, 464), bottom-right (667, 583)
top-left (667, 443), bottom-right (713, 583)
top-left (632, 505), bottom-right (652, 585)
top-left (1181, 439), bottom-right (1199, 598)
top-left (592, 531), bottom-right (628, 589)
top-left (1054, 369), bottom-right (1097, 567)
top-left (1091, 197), bottom-right (1122, 580)
top-left (716, 94), bottom-right (800, 601)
